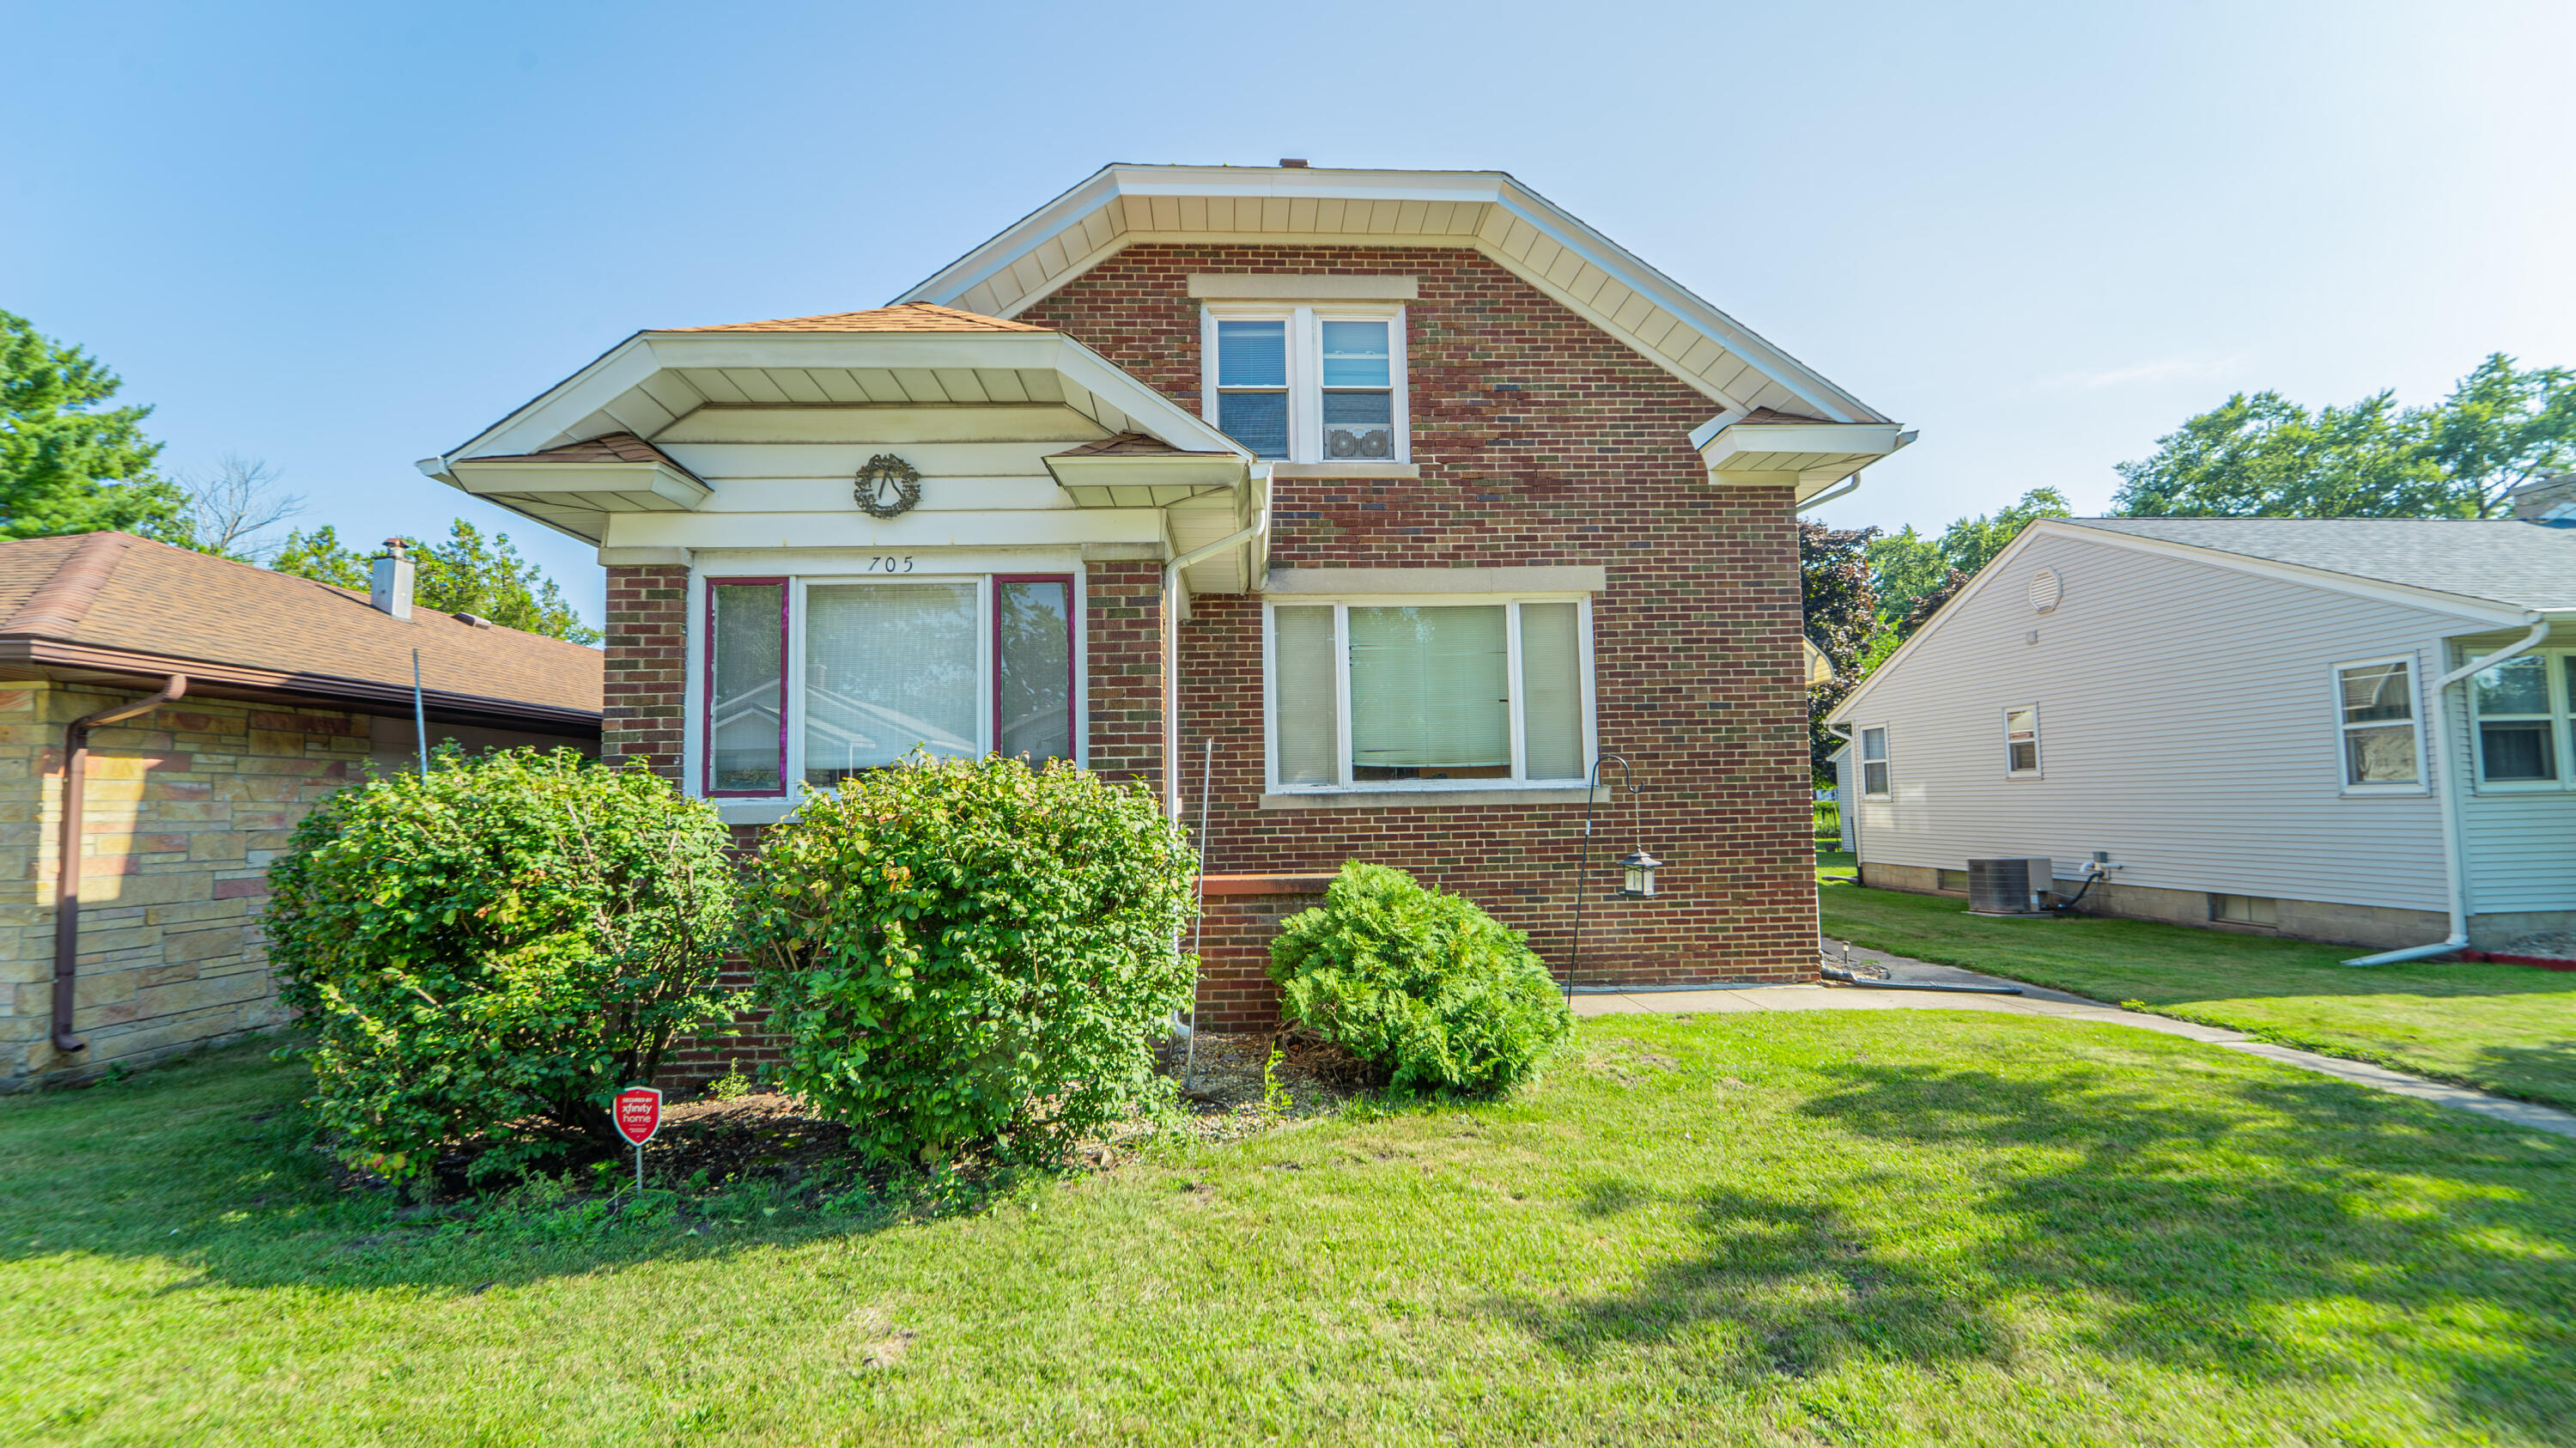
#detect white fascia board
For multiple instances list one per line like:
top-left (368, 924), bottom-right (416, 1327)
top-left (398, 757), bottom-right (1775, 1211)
top-left (449, 459), bottom-right (710, 509)
top-left (1699, 422), bottom-right (1908, 469)
top-left (444, 332), bottom-right (665, 460)
top-left (894, 164), bottom-right (1892, 426)
top-left (1048, 335), bottom-right (1250, 457)
top-left (2048, 522), bottom-right (2542, 630)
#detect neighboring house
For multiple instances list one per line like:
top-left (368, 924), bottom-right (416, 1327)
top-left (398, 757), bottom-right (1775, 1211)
top-left (0, 532), bottom-right (603, 1087)
top-left (1827, 489), bottom-right (2576, 956)
top-left (422, 163), bottom-right (1911, 1032)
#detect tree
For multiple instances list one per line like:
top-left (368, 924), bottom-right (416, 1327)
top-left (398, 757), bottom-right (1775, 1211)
top-left (1801, 521), bottom-right (1880, 783)
top-left (1865, 487), bottom-right (2072, 644)
top-left (154, 453), bottom-right (306, 562)
top-left (272, 520), bottom-right (602, 645)
top-left (1863, 525), bottom-right (1946, 628)
top-left (0, 309), bottom-right (184, 539)
top-left (2111, 354), bottom-right (2576, 519)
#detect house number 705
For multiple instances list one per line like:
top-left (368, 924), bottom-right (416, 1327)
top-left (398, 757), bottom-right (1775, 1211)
top-left (865, 556), bottom-right (916, 573)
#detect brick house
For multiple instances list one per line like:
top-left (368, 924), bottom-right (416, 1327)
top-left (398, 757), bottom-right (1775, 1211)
top-left (422, 165), bottom-right (1910, 1030)
top-left (0, 532), bottom-right (601, 1087)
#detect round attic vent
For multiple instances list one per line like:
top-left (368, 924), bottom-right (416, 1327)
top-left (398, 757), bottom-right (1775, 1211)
top-left (2029, 568), bottom-right (2062, 613)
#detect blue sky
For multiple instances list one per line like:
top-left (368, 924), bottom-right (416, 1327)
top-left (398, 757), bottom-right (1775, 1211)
top-left (7, 0), bottom-right (2571, 625)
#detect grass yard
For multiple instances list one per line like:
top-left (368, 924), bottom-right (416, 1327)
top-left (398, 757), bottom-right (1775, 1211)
top-left (7, 1021), bottom-right (2574, 1446)
top-left (1821, 880), bottom-right (2576, 1111)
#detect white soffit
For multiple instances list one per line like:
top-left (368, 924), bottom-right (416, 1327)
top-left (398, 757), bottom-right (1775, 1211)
top-left (896, 165), bottom-right (1890, 425)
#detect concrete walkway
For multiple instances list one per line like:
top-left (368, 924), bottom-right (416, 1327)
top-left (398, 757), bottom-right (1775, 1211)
top-left (1570, 939), bottom-right (2576, 1141)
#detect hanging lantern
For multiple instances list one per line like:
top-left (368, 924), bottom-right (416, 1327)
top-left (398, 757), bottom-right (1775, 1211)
top-left (1618, 849), bottom-right (1661, 898)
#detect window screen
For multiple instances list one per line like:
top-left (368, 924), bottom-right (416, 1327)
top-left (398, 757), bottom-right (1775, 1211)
top-left (2475, 655), bottom-right (2558, 782)
top-left (1216, 319), bottom-right (1288, 458)
top-left (708, 581), bottom-right (784, 794)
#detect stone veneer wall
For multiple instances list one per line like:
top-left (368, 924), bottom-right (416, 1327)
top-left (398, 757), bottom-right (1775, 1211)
top-left (0, 683), bottom-right (368, 1087)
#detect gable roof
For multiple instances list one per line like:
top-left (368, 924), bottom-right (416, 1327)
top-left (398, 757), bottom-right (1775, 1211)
top-left (895, 164), bottom-right (1892, 425)
top-left (1827, 514), bottom-right (2569, 727)
top-left (664, 301), bottom-right (1049, 334)
top-left (0, 532), bottom-right (601, 731)
top-left (2063, 518), bottom-right (2576, 613)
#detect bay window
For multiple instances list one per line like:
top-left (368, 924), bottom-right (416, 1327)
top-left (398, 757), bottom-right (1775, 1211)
top-left (1265, 597), bottom-right (1590, 793)
top-left (1204, 307), bottom-right (1406, 463)
top-left (2471, 651), bottom-right (2567, 787)
top-left (702, 573), bottom-right (1074, 800)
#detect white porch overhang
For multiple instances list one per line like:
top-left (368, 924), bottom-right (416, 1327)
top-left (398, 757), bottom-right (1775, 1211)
top-left (1691, 410), bottom-right (1916, 501)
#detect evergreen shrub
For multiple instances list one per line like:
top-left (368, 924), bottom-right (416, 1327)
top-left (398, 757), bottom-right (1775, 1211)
top-left (1269, 861), bottom-right (1571, 1097)
top-left (739, 753), bottom-right (1197, 1166)
top-left (264, 748), bottom-right (738, 1183)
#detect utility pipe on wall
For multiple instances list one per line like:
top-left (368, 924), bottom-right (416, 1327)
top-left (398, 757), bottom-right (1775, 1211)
top-left (1159, 505), bottom-right (1268, 818)
top-left (2344, 618), bottom-right (2551, 967)
top-left (53, 676), bottom-right (189, 1052)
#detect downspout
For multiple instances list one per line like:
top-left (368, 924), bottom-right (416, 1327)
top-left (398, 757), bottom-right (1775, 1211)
top-left (1159, 502), bottom-right (1267, 818)
top-left (1798, 469), bottom-right (1865, 514)
top-left (2344, 618), bottom-right (2549, 966)
top-left (53, 675), bottom-right (189, 1052)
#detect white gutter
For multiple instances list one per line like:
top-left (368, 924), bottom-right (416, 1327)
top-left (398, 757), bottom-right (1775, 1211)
top-left (2344, 617), bottom-right (2552, 965)
top-left (1160, 504), bottom-right (1269, 817)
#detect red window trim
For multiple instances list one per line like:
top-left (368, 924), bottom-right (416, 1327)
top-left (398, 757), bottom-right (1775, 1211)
top-left (703, 576), bottom-right (788, 797)
top-left (992, 574), bottom-right (1077, 764)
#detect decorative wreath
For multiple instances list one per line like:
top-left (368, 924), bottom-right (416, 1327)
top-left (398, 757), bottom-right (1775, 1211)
top-left (854, 453), bottom-right (922, 519)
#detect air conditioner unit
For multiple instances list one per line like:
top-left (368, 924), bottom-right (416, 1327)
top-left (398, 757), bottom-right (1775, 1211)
top-left (1967, 857), bottom-right (2055, 916)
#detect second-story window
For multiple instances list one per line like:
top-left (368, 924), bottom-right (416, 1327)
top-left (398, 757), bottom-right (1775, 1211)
top-left (1204, 306), bottom-right (1407, 464)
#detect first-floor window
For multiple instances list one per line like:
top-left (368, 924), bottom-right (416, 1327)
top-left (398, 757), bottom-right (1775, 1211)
top-left (1267, 598), bottom-right (1589, 790)
top-left (704, 573), bottom-right (1074, 798)
top-left (2004, 705), bottom-right (2041, 776)
top-left (2334, 657), bottom-right (2420, 789)
top-left (1860, 727), bottom-right (1890, 797)
top-left (2472, 652), bottom-right (2565, 786)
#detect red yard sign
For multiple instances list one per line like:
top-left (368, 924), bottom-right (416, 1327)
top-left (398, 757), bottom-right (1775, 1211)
top-left (613, 1086), bottom-right (662, 1147)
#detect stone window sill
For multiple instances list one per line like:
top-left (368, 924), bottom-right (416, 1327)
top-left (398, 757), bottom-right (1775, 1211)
top-left (1261, 787), bottom-right (1594, 810)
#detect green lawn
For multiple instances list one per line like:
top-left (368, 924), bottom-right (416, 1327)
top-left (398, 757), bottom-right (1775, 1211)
top-left (1821, 879), bottom-right (2576, 1110)
top-left (7, 1026), bottom-right (2574, 1445)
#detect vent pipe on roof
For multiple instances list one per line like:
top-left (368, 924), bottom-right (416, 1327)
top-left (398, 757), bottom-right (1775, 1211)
top-left (370, 538), bottom-right (415, 620)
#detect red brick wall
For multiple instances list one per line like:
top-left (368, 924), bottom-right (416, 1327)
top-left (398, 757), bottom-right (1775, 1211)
top-left (1024, 245), bottom-right (1819, 989)
top-left (1082, 558), bottom-right (1163, 788)
top-left (604, 563), bottom-right (689, 783)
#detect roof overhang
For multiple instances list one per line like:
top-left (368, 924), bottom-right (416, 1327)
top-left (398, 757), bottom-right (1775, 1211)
top-left (0, 638), bottom-right (601, 737)
top-left (1693, 415), bottom-right (1916, 500)
top-left (1042, 450), bottom-right (1249, 508)
top-left (897, 165), bottom-right (1896, 427)
top-left (419, 329), bottom-right (1254, 544)
top-left (444, 456), bottom-right (712, 545)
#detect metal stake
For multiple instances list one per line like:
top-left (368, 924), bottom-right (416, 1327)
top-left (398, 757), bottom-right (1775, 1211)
top-left (411, 648), bottom-right (429, 784)
top-left (1565, 755), bottom-right (1637, 1007)
top-left (634, 1142), bottom-right (644, 1194)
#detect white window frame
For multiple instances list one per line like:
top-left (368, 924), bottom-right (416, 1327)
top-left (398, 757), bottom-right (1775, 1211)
top-left (1261, 593), bottom-right (1594, 796)
top-left (2467, 648), bottom-right (2571, 793)
top-left (691, 569), bottom-right (1087, 805)
top-left (2330, 654), bottom-right (2428, 796)
top-left (2002, 704), bottom-right (2042, 778)
top-left (1200, 304), bottom-right (1409, 464)
top-left (1858, 725), bottom-right (1892, 799)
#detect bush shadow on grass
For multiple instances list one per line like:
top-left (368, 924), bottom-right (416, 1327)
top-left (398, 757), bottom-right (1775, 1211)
top-left (1509, 1046), bottom-right (2575, 1435)
top-left (0, 1043), bottom-right (1047, 1299)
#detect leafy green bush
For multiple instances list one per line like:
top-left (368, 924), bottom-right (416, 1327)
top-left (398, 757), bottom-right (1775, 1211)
top-left (265, 747), bottom-right (738, 1183)
top-left (739, 752), bottom-right (1197, 1167)
top-left (1269, 862), bottom-right (1571, 1097)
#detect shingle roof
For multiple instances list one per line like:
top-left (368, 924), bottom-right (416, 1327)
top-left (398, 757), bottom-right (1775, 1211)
top-left (1733, 407), bottom-right (1832, 426)
top-left (1048, 432), bottom-right (1231, 459)
top-left (0, 533), bottom-right (602, 719)
top-left (468, 431), bottom-right (693, 470)
top-left (2064, 517), bottom-right (2576, 612)
top-left (660, 301), bottom-right (1048, 334)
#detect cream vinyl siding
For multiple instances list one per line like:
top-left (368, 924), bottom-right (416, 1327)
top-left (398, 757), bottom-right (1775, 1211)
top-left (1844, 530), bottom-right (2463, 913)
top-left (2449, 623), bottom-right (2576, 916)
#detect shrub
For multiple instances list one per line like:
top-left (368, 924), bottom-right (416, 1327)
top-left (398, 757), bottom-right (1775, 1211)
top-left (739, 752), bottom-right (1197, 1167)
top-left (1269, 862), bottom-right (1571, 1097)
top-left (265, 747), bottom-right (738, 1183)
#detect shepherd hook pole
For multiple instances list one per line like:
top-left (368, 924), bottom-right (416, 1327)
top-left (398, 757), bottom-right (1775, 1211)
top-left (1566, 755), bottom-right (1636, 1007)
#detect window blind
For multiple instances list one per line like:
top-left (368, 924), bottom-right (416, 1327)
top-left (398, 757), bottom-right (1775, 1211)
top-left (804, 582), bottom-right (978, 782)
top-left (1519, 601), bottom-right (1583, 780)
top-left (1273, 606), bottom-right (1339, 785)
top-left (1349, 605), bottom-right (1509, 774)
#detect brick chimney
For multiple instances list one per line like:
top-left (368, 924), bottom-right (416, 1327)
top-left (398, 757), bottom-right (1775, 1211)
top-left (2510, 473), bottom-right (2576, 525)
top-left (369, 538), bottom-right (415, 619)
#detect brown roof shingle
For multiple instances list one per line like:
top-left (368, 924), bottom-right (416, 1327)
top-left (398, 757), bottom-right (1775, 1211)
top-left (1733, 406), bottom-right (1832, 426)
top-left (661, 301), bottom-right (1048, 334)
top-left (0, 534), bottom-right (601, 720)
top-left (467, 431), bottom-right (696, 473)
top-left (1048, 432), bottom-right (1230, 459)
